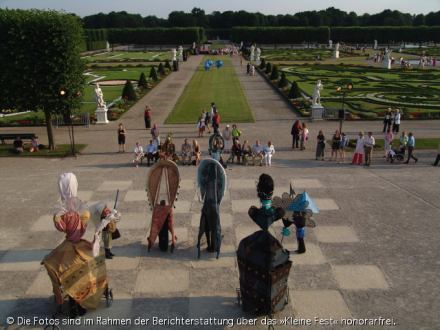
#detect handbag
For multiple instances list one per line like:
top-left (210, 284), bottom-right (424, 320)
top-left (111, 228), bottom-right (121, 240)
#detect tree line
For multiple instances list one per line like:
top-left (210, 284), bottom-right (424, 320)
top-left (83, 7), bottom-right (440, 29)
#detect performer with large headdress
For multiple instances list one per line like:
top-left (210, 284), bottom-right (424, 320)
top-left (196, 158), bottom-right (227, 259)
top-left (236, 174), bottom-right (292, 315)
top-left (42, 173), bottom-right (119, 317)
top-left (146, 159), bottom-right (180, 252)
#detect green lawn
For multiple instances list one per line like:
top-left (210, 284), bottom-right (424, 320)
top-left (165, 56), bottom-right (253, 124)
top-left (83, 51), bottom-right (170, 63)
top-left (0, 144), bottom-right (87, 157)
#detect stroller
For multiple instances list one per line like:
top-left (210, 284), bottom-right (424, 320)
top-left (387, 148), bottom-right (405, 163)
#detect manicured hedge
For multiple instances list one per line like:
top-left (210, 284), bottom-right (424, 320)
top-left (107, 27), bottom-right (205, 44)
top-left (206, 28), bottom-right (232, 40)
top-left (330, 26), bottom-right (440, 43)
top-left (231, 26), bottom-right (330, 43)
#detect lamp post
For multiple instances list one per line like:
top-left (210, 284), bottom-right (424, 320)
top-left (336, 82), bottom-right (353, 133)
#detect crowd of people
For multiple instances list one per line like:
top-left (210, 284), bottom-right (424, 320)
top-left (117, 104), bottom-right (439, 168)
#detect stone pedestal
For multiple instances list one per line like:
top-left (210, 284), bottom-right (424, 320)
top-left (311, 104), bottom-right (324, 121)
top-left (95, 106), bottom-right (109, 124)
top-left (334, 51), bottom-right (339, 59)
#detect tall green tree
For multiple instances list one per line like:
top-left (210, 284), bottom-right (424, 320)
top-left (288, 81), bottom-right (302, 99)
top-left (0, 9), bottom-right (85, 150)
top-left (122, 80), bottom-right (137, 101)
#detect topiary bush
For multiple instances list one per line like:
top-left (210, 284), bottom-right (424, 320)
top-left (270, 65), bottom-right (279, 80)
top-left (288, 81), bottom-right (302, 99)
top-left (138, 72), bottom-right (148, 89)
top-left (165, 60), bottom-right (172, 71)
top-left (265, 62), bottom-right (272, 74)
top-left (122, 80), bottom-right (137, 101)
top-left (259, 58), bottom-right (266, 70)
top-left (278, 72), bottom-right (288, 88)
top-left (158, 62), bottom-right (166, 76)
top-left (149, 66), bottom-right (158, 81)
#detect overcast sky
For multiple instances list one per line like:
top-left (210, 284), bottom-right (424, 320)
top-left (1, 0), bottom-right (439, 17)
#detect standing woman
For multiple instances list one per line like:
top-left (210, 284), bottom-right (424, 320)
top-left (144, 106), bottom-right (152, 129)
top-left (197, 115), bottom-right (205, 137)
top-left (330, 130), bottom-right (341, 161)
top-left (291, 120), bottom-right (301, 149)
top-left (117, 123), bottom-right (126, 153)
top-left (315, 130), bottom-right (325, 161)
top-left (352, 132), bottom-right (365, 165)
top-left (222, 125), bottom-right (232, 153)
top-left (300, 123), bottom-right (309, 150)
top-left (339, 132), bottom-right (349, 163)
top-left (384, 128), bottom-right (394, 158)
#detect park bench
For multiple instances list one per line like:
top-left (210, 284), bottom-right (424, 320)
top-left (0, 133), bottom-right (37, 144)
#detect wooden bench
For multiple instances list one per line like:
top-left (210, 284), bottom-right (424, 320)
top-left (0, 133), bottom-right (37, 144)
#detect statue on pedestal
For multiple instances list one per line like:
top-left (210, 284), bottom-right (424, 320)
top-left (312, 80), bottom-right (323, 106)
top-left (374, 40), bottom-right (378, 50)
top-left (334, 42), bottom-right (340, 59)
top-left (250, 44), bottom-right (255, 62)
top-left (95, 83), bottom-right (105, 108)
top-left (171, 48), bottom-right (177, 62)
top-left (329, 40), bottom-right (333, 49)
top-left (256, 48), bottom-right (261, 64)
top-left (384, 49), bottom-right (392, 69)
top-left (178, 46), bottom-right (183, 62)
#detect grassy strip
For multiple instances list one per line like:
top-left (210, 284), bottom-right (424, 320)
top-left (0, 144), bottom-right (87, 157)
top-left (165, 56), bottom-right (253, 124)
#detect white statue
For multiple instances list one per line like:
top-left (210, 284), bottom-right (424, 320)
top-left (178, 45), bottom-right (183, 61)
top-left (256, 48), bottom-right (261, 63)
top-left (384, 49), bottom-right (392, 69)
top-left (374, 40), bottom-right (378, 50)
top-left (250, 44), bottom-right (255, 62)
top-left (94, 83), bottom-right (105, 108)
top-left (334, 42), bottom-right (340, 59)
top-left (171, 48), bottom-right (177, 62)
top-left (312, 80), bottom-right (323, 106)
top-left (192, 42), bottom-right (196, 50)
top-left (240, 41), bottom-right (243, 50)
top-left (329, 40), bottom-right (333, 49)
top-left (106, 41), bottom-right (110, 52)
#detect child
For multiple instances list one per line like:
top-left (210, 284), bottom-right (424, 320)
top-left (339, 132), bottom-right (349, 163)
top-left (293, 211), bottom-right (307, 254)
top-left (197, 116), bottom-right (205, 137)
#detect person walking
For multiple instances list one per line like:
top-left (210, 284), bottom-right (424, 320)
top-left (315, 130), bottom-right (325, 161)
top-left (384, 128), bottom-right (394, 158)
top-left (364, 132), bottom-right (375, 166)
top-left (404, 132), bottom-right (418, 164)
top-left (212, 110), bottom-right (221, 134)
top-left (291, 120), bottom-right (301, 149)
top-left (352, 132), bottom-right (365, 165)
top-left (432, 141), bottom-right (440, 166)
top-left (399, 131), bottom-right (408, 155)
top-left (117, 123), bottom-right (126, 152)
top-left (197, 115), bottom-right (205, 137)
top-left (204, 110), bottom-right (211, 134)
top-left (300, 123), bottom-right (309, 151)
top-left (144, 106), bottom-right (152, 129)
top-left (393, 109), bottom-right (401, 133)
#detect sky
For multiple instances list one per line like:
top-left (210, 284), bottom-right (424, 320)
top-left (0, 0), bottom-right (439, 17)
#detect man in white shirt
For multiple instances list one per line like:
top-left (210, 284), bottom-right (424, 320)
top-left (363, 132), bottom-right (375, 166)
top-left (145, 140), bottom-right (158, 166)
top-left (263, 141), bottom-right (275, 166)
top-left (252, 140), bottom-right (264, 166)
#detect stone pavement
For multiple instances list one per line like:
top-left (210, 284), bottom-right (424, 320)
top-left (1, 54), bottom-right (440, 329)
